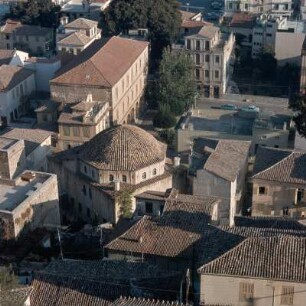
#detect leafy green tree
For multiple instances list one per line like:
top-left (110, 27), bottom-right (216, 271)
top-left (289, 94), bottom-right (306, 137)
top-left (153, 104), bottom-right (177, 128)
top-left (116, 189), bottom-right (133, 218)
top-left (158, 47), bottom-right (197, 116)
top-left (100, 0), bottom-right (181, 61)
top-left (5, 0), bottom-right (60, 28)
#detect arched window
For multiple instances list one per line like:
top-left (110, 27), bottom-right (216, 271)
top-left (109, 174), bottom-right (114, 182)
top-left (84, 165), bottom-right (87, 173)
top-left (153, 168), bottom-right (157, 175)
top-left (82, 185), bottom-right (87, 196)
top-left (122, 175), bottom-right (127, 182)
top-left (142, 172), bottom-right (146, 179)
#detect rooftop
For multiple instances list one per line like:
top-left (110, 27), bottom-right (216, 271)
top-left (179, 10), bottom-right (199, 21)
top-left (0, 128), bottom-right (53, 155)
top-left (185, 25), bottom-right (219, 40)
top-left (51, 36), bottom-right (148, 87)
top-left (0, 49), bottom-right (15, 66)
top-left (58, 31), bottom-right (93, 46)
top-left (79, 125), bottom-right (166, 171)
top-left (0, 171), bottom-right (53, 212)
top-left (252, 146), bottom-right (306, 184)
top-left (65, 17), bottom-right (98, 29)
top-left (0, 137), bottom-right (18, 150)
top-left (106, 195), bottom-right (218, 257)
top-left (192, 138), bottom-right (250, 182)
top-left (198, 236), bottom-right (306, 282)
top-left (0, 65), bottom-right (34, 92)
top-left (230, 12), bottom-right (257, 28)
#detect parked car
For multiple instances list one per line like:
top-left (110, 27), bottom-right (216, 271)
top-left (220, 104), bottom-right (237, 110)
top-left (240, 105), bottom-right (260, 112)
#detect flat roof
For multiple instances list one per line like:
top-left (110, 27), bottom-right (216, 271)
top-left (0, 172), bottom-right (52, 212)
top-left (0, 137), bottom-right (18, 150)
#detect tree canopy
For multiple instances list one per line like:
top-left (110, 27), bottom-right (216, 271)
top-left (254, 49), bottom-right (277, 80)
top-left (157, 48), bottom-right (197, 116)
top-left (100, 0), bottom-right (181, 61)
top-left (289, 94), bottom-right (306, 138)
top-left (5, 0), bottom-right (61, 28)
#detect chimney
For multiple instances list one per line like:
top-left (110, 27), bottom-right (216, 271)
top-left (86, 93), bottom-right (93, 103)
top-left (173, 156), bottom-right (181, 167)
top-left (114, 180), bottom-right (120, 191)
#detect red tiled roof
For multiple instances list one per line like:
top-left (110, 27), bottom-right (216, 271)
top-left (51, 36), bottom-right (148, 87)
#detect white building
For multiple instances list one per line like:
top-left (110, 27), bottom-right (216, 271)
top-left (0, 65), bottom-right (35, 126)
top-left (173, 26), bottom-right (235, 98)
top-left (190, 138), bottom-right (250, 226)
top-left (198, 236), bottom-right (306, 306)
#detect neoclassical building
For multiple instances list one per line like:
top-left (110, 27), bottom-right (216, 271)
top-left (50, 36), bottom-right (149, 125)
top-left (49, 125), bottom-right (172, 224)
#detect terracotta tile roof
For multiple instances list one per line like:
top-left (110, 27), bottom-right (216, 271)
top-left (179, 10), bottom-right (199, 21)
top-left (182, 20), bottom-right (212, 28)
top-left (65, 18), bottom-right (98, 30)
top-left (58, 32), bottom-right (92, 46)
top-left (252, 146), bottom-right (306, 184)
top-left (105, 196), bottom-right (218, 257)
top-left (51, 37), bottom-right (148, 87)
top-left (0, 286), bottom-right (32, 306)
top-left (229, 12), bottom-right (257, 28)
top-left (80, 125), bottom-right (166, 171)
top-left (15, 24), bottom-right (52, 36)
top-left (0, 127), bottom-right (53, 155)
top-left (197, 26), bottom-right (219, 39)
top-left (0, 49), bottom-right (15, 66)
top-left (112, 297), bottom-right (188, 306)
top-left (196, 216), bottom-right (306, 268)
top-left (35, 100), bottom-right (60, 113)
top-left (0, 65), bottom-right (34, 92)
top-left (0, 19), bottom-right (22, 34)
top-left (30, 273), bottom-right (127, 306)
top-left (193, 138), bottom-right (250, 182)
top-left (198, 236), bottom-right (306, 282)
top-left (135, 190), bottom-right (168, 201)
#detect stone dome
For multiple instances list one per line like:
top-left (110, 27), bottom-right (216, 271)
top-left (80, 125), bottom-right (166, 171)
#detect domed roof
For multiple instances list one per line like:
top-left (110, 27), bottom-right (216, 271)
top-left (80, 125), bottom-right (166, 171)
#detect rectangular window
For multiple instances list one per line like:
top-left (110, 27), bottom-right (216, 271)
top-left (281, 286), bottom-right (294, 305)
top-left (63, 126), bottom-right (70, 136)
top-left (215, 70), bottom-right (219, 79)
top-left (196, 53), bottom-right (200, 65)
top-left (78, 202), bottom-right (82, 213)
top-left (205, 70), bottom-right (209, 78)
top-left (239, 283), bottom-right (254, 302)
top-left (266, 33), bottom-right (272, 37)
top-left (215, 55), bottom-right (220, 64)
top-left (196, 40), bottom-right (200, 50)
top-left (205, 41), bottom-right (210, 51)
top-left (145, 202), bottom-right (153, 214)
top-left (259, 186), bottom-right (266, 195)
top-left (73, 126), bottom-right (80, 137)
top-left (195, 69), bottom-right (200, 80)
top-left (205, 54), bottom-right (210, 63)
top-left (297, 188), bottom-right (304, 203)
top-left (87, 208), bottom-right (90, 217)
top-left (83, 127), bottom-right (90, 137)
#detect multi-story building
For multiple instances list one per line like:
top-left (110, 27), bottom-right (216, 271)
top-left (57, 18), bottom-right (101, 55)
top-left (57, 94), bottom-right (109, 150)
top-left (50, 36), bottom-right (149, 125)
top-left (0, 19), bottom-right (54, 56)
top-left (0, 65), bottom-right (35, 126)
top-left (301, 37), bottom-right (306, 93)
top-left (173, 26), bottom-right (235, 98)
top-left (225, 0), bottom-right (293, 17)
top-left (189, 138), bottom-right (250, 226)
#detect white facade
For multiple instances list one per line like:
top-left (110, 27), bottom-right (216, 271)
top-left (200, 274), bottom-right (306, 306)
top-left (0, 72), bottom-right (36, 125)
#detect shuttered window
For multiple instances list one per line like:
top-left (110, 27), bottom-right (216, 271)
top-left (281, 286), bottom-right (294, 305)
top-left (239, 282), bottom-right (254, 301)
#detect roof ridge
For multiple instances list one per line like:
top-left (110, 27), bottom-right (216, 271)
top-left (252, 150), bottom-right (294, 179)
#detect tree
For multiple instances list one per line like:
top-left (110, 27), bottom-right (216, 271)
top-left (289, 94), bottom-right (306, 137)
top-left (254, 49), bottom-right (277, 80)
top-left (100, 0), bottom-right (181, 61)
top-left (0, 266), bottom-right (18, 291)
top-left (153, 104), bottom-right (177, 128)
top-left (116, 189), bottom-right (133, 218)
top-left (157, 47), bottom-right (197, 116)
top-left (5, 0), bottom-right (61, 28)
